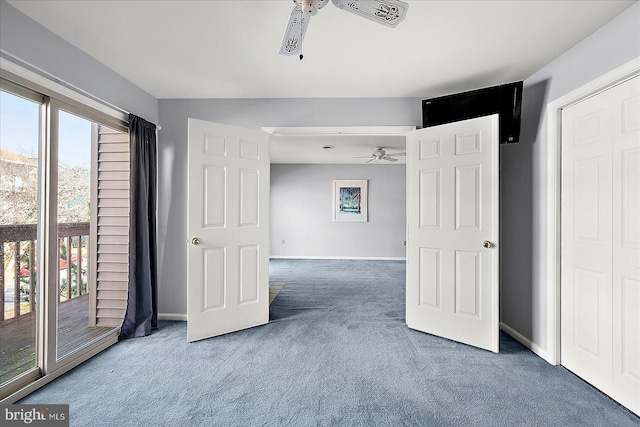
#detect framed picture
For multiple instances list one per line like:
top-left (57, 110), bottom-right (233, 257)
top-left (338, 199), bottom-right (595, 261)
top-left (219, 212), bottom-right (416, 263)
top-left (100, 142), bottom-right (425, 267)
top-left (333, 179), bottom-right (368, 222)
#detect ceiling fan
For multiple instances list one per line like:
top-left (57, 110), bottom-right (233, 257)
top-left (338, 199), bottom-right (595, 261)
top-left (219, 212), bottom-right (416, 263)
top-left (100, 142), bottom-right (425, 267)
top-left (354, 147), bottom-right (406, 163)
top-left (280, 0), bottom-right (409, 59)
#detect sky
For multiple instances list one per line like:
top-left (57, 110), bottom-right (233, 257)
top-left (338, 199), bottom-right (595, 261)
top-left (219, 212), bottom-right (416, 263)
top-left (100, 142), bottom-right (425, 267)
top-left (1, 91), bottom-right (92, 168)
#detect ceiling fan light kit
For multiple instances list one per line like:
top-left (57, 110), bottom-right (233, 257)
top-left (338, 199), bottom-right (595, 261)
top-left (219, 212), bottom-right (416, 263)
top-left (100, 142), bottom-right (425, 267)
top-left (279, 0), bottom-right (409, 59)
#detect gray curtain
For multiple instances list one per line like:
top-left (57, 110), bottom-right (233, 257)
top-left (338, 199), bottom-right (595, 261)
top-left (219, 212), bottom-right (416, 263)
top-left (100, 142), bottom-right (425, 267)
top-left (120, 114), bottom-right (158, 339)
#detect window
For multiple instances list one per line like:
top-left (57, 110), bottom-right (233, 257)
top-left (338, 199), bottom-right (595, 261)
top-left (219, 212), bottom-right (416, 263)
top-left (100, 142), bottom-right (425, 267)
top-left (0, 77), bottom-right (129, 400)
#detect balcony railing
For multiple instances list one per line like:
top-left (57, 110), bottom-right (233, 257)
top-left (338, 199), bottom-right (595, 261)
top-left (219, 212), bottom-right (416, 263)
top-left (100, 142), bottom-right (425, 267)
top-left (0, 222), bottom-right (89, 321)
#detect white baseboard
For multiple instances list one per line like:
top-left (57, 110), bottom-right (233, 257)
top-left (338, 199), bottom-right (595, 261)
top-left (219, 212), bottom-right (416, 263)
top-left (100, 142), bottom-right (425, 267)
top-left (270, 256), bottom-right (406, 261)
top-left (158, 313), bottom-right (187, 321)
top-left (500, 322), bottom-right (553, 364)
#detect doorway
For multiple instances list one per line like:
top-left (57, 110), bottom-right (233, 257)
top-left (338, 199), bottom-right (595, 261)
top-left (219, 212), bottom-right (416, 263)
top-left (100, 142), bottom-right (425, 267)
top-left (187, 117), bottom-right (501, 354)
top-left (0, 77), bottom-right (126, 400)
top-left (266, 125), bottom-right (412, 260)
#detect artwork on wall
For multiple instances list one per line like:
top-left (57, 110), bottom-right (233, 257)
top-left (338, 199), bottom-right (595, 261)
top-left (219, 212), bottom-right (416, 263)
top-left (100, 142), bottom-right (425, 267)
top-left (333, 179), bottom-right (368, 222)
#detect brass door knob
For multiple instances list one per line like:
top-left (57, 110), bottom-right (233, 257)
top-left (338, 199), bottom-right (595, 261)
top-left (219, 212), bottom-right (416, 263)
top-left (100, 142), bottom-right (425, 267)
top-left (191, 237), bottom-right (200, 245)
top-left (482, 240), bottom-right (492, 249)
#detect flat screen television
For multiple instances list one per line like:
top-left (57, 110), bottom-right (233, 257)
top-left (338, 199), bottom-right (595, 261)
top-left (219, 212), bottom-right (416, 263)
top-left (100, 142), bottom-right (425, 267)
top-left (422, 81), bottom-right (523, 144)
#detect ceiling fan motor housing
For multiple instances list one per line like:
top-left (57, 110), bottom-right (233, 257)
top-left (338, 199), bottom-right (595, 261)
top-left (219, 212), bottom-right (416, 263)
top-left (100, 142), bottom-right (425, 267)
top-left (299, 0), bottom-right (319, 16)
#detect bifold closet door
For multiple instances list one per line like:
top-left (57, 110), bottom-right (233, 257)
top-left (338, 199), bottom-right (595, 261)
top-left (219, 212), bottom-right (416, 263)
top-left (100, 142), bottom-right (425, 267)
top-left (561, 76), bottom-right (639, 415)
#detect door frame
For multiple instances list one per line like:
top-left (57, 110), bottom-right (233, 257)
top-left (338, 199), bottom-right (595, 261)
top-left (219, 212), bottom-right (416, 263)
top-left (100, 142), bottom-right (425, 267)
top-left (0, 60), bottom-right (125, 402)
top-left (545, 56), bottom-right (640, 366)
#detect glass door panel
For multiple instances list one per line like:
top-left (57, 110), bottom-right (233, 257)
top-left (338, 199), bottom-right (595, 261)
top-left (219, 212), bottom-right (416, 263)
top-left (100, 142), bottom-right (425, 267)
top-left (0, 89), bottom-right (42, 385)
top-left (55, 110), bottom-right (111, 360)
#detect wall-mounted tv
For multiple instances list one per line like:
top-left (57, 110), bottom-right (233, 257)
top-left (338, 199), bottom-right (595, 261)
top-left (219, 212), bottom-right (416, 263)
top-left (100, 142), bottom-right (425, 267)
top-left (422, 81), bottom-right (523, 144)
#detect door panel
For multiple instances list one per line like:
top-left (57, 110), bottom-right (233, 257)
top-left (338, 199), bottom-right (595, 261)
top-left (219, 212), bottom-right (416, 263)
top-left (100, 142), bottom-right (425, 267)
top-left (187, 119), bottom-right (269, 342)
top-left (418, 247), bottom-right (440, 308)
top-left (619, 278), bottom-right (639, 378)
top-left (239, 245), bottom-right (259, 304)
top-left (612, 77), bottom-right (640, 414)
top-left (455, 250), bottom-right (480, 317)
top-left (203, 247), bottom-right (225, 310)
top-left (562, 75), bottom-right (639, 415)
top-left (406, 115), bottom-right (499, 353)
top-left (455, 165), bottom-right (481, 230)
top-left (0, 88), bottom-right (42, 389)
top-left (240, 169), bottom-right (260, 227)
top-left (203, 166), bottom-right (225, 227)
top-left (419, 169), bottom-right (441, 229)
top-left (561, 84), bottom-right (613, 389)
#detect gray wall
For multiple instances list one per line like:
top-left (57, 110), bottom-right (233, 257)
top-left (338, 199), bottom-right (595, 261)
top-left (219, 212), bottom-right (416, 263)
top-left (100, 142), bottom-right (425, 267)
top-left (157, 98), bottom-right (420, 315)
top-left (157, 3), bottom-right (639, 319)
top-left (271, 164), bottom-right (406, 259)
top-left (0, 1), bottom-right (158, 123)
top-left (500, 2), bottom-right (640, 353)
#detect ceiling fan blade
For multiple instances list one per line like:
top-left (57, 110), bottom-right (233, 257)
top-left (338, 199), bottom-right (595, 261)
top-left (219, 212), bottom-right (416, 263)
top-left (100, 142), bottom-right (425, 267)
top-left (383, 157), bottom-right (398, 162)
top-left (279, 6), bottom-right (310, 56)
top-left (365, 158), bottom-right (375, 163)
top-left (385, 152), bottom-right (406, 156)
top-left (353, 155), bottom-right (374, 159)
top-left (332, 0), bottom-right (409, 28)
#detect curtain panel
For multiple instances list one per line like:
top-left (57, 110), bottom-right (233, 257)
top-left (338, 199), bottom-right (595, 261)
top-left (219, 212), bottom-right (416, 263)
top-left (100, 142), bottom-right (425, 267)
top-left (120, 114), bottom-right (158, 339)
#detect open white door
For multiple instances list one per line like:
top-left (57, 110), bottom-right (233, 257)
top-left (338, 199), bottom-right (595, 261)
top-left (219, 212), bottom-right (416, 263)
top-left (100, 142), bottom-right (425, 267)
top-left (406, 114), bottom-right (499, 352)
top-left (187, 119), bottom-right (270, 342)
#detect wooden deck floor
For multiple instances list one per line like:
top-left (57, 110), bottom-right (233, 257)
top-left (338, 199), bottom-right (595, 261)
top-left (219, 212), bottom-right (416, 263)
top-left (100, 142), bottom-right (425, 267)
top-left (0, 294), bottom-right (114, 385)
top-left (269, 279), bottom-right (287, 304)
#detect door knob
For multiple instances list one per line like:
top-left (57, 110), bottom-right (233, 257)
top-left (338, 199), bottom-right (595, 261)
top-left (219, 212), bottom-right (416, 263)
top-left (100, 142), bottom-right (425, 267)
top-left (191, 237), bottom-right (200, 245)
top-left (482, 240), bottom-right (492, 249)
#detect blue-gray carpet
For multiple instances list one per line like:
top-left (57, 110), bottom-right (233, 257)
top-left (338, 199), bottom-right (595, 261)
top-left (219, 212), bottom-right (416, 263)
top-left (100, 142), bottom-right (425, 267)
top-left (21, 260), bottom-right (638, 426)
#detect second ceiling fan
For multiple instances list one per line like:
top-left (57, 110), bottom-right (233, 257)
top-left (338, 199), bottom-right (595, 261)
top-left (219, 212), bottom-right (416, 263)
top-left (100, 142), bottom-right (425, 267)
top-left (354, 147), bottom-right (406, 163)
top-left (280, 0), bottom-right (409, 59)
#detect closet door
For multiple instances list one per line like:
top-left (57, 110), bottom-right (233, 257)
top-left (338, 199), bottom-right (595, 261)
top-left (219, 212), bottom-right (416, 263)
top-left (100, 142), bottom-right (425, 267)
top-left (561, 76), bottom-right (639, 415)
top-left (611, 76), bottom-right (640, 415)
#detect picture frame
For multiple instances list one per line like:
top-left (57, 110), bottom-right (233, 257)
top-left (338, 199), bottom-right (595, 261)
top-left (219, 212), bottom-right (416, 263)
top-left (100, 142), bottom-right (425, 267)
top-left (333, 179), bottom-right (368, 222)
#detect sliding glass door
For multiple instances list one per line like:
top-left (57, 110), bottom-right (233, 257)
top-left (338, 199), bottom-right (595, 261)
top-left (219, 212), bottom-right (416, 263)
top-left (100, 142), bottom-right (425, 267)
top-left (0, 79), bottom-right (128, 399)
top-left (0, 85), bottom-right (44, 390)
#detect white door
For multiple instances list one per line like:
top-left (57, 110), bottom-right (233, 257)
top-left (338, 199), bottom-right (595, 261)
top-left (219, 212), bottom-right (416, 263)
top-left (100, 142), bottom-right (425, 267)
top-left (406, 114), bottom-right (500, 352)
top-left (561, 76), bottom-right (639, 415)
top-left (187, 119), bottom-right (270, 342)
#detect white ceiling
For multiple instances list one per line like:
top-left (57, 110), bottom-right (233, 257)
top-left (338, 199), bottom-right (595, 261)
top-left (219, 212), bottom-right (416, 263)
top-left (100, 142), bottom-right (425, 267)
top-left (7, 0), bottom-right (635, 100)
top-left (265, 126), bottom-right (414, 163)
top-left (7, 0), bottom-right (634, 164)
